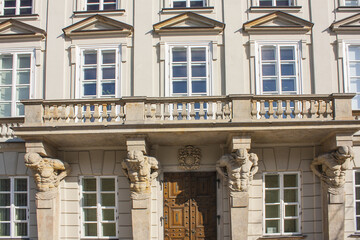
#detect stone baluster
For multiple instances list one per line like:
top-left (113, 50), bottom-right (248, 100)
top-left (285, 100), bottom-right (292, 119)
top-left (294, 100), bottom-right (300, 119)
top-left (110, 103), bottom-right (116, 122)
top-left (309, 100), bottom-right (316, 118)
top-left (101, 104), bottom-right (108, 121)
top-left (155, 103), bottom-right (162, 120)
top-left (172, 103), bottom-right (179, 120)
top-left (68, 104), bottom-right (75, 123)
top-left (276, 100), bottom-right (283, 119)
top-left (76, 104), bottom-right (83, 123)
top-left (44, 105), bottom-right (50, 123)
top-left (53, 105), bottom-right (59, 123)
top-left (268, 100), bottom-right (274, 119)
top-left (251, 100), bottom-right (257, 119)
top-left (224, 102), bottom-right (231, 119)
top-left (60, 104), bottom-right (67, 123)
top-left (145, 103), bottom-right (152, 120)
top-left (259, 100), bottom-right (266, 119)
top-left (189, 102), bottom-right (196, 120)
top-left (85, 104), bottom-right (91, 122)
top-left (119, 104), bottom-right (125, 121)
top-left (164, 103), bottom-right (170, 120)
top-left (199, 101), bottom-right (205, 120)
top-left (302, 100), bottom-right (308, 118)
top-left (207, 102), bottom-right (213, 120)
top-left (318, 100), bottom-right (325, 119)
top-left (181, 102), bottom-right (187, 120)
top-left (325, 100), bottom-right (333, 119)
top-left (216, 101), bottom-right (222, 119)
top-left (93, 104), bottom-right (100, 122)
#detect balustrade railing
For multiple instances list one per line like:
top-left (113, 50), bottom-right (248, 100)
top-left (0, 118), bottom-right (23, 139)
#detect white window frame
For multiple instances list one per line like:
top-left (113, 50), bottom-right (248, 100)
top-left (79, 176), bottom-right (119, 239)
top-left (171, 0), bottom-right (206, 8)
top-left (255, 42), bottom-right (302, 95)
top-left (85, 0), bottom-right (119, 11)
top-left (343, 42), bottom-right (360, 109)
top-left (262, 172), bottom-right (301, 236)
top-left (0, 0), bottom-right (33, 15)
top-left (0, 49), bottom-right (35, 117)
top-left (0, 177), bottom-right (30, 239)
top-left (165, 42), bottom-right (212, 97)
top-left (354, 170), bottom-right (360, 232)
top-left (254, 0), bottom-right (296, 7)
top-left (76, 45), bottom-right (121, 99)
top-left (343, 0), bottom-right (360, 6)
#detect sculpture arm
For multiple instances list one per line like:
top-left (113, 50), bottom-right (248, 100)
top-left (310, 158), bottom-right (323, 178)
top-left (216, 160), bottom-right (227, 179)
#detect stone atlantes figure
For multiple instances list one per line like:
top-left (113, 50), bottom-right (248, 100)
top-left (24, 152), bottom-right (71, 195)
top-left (217, 148), bottom-right (259, 192)
top-left (121, 150), bottom-right (159, 197)
top-left (311, 146), bottom-right (354, 194)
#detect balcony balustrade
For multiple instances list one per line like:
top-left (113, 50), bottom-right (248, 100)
top-left (0, 117), bottom-right (23, 140)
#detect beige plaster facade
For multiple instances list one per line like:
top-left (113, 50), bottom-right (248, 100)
top-left (1, 0), bottom-right (360, 240)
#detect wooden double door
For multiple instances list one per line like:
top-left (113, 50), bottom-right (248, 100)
top-left (163, 172), bottom-right (217, 240)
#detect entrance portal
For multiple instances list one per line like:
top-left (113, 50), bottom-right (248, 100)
top-left (163, 172), bottom-right (217, 240)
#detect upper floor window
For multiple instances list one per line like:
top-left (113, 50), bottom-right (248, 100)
top-left (78, 47), bottom-right (120, 99)
top-left (86, 0), bottom-right (117, 11)
top-left (263, 173), bottom-right (301, 235)
top-left (256, 0), bottom-right (295, 7)
top-left (257, 43), bottom-right (300, 95)
top-left (171, 0), bottom-right (206, 8)
top-left (355, 171), bottom-right (360, 232)
top-left (0, 177), bottom-right (29, 238)
top-left (345, 45), bottom-right (360, 109)
top-left (2, 0), bottom-right (32, 15)
top-left (344, 0), bottom-right (360, 6)
top-left (0, 51), bottom-right (33, 117)
top-left (168, 44), bottom-right (210, 97)
top-left (80, 177), bottom-right (118, 238)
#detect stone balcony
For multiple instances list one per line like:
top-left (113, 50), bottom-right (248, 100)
top-left (11, 93), bottom-right (360, 148)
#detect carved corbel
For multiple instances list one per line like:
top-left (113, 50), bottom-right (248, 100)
top-left (24, 152), bottom-right (71, 200)
top-left (121, 150), bottom-right (160, 199)
top-left (217, 148), bottom-right (258, 193)
top-left (311, 146), bottom-right (354, 195)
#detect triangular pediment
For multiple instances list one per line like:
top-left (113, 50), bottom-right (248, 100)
top-left (153, 12), bottom-right (225, 34)
top-left (331, 13), bottom-right (360, 32)
top-left (63, 14), bottom-right (133, 37)
top-left (0, 19), bottom-right (46, 39)
top-left (243, 11), bottom-right (313, 32)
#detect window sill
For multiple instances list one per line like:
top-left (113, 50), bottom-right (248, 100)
top-left (349, 233), bottom-right (360, 238)
top-left (73, 9), bottom-right (125, 17)
top-left (337, 6), bottom-right (360, 12)
top-left (258, 236), bottom-right (306, 240)
top-left (161, 7), bottom-right (214, 14)
top-left (0, 14), bottom-right (39, 20)
top-left (250, 6), bottom-right (301, 12)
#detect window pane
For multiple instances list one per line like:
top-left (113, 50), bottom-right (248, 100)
top-left (102, 67), bottom-right (115, 79)
top-left (14, 193), bottom-right (27, 206)
top-left (17, 70), bottom-right (30, 84)
top-left (265, 205), bottom-right (279, 218)
top-left (0, 208), bottom-right (10, 221)
top-left (173, 65), bottom-right (187, 77)
top-left (284, 174), bottom-right (297, 187)
top-left (284, 189), bottom-right (298, 202)
top-left (16, 86), bottom-right (29, 100)
top-left (190, 0), bottom-right (204, 7)
top-left (102, 223), bottom-right (116, 236)
top-left (19, 8), bottom-right (32, 14)
top-left (87, 4), bottom-right (100, 10)
top-left (101, 193), bottom-right (115, 206)
top-left (84, 68), bottom-right (97, 80)
top-left (15, 223), bottom-right (27, 236)
top-left (0, 194), bottom-right (10, 206)
top-left (265, 220), bottom-right (279, 233)
top-left (0, 179), bottom-right (10, 191)
top-left (192, 80), bottom-right (206, 93)
top-left (0, 55), bottom-right (13, 69)
top-left (0, 103), bottom-right (11, 117)
top-left (349, 46), bottom-right (360, 60)
top-left (0, 87), bottom-right (12, 101)
top-left (16, 103), bottom-right (24, 116)
top-left (265, 190), bottom-right (279, 203)
top-left (0, 71), bottom-right (13, 85)
top-left (173, 48), bottom-right (187, 62)
top-left (15, 179), bottom-right (27, 191)
top-left (346, 0), bottom-right (359, 6)
top-left (173, 81), bottom-right (187, 94)
top-left (83, 178), bottom-right (96, 191)
top-left (191, 48), bottom-right (206, 61)
top-left (350, 78), bottom-right (360, 93)
top-left (280, 48), bottom-right (295, 60)
top-left (277, 0), bottom-right (290, 6)
top-left (84, 223), bottom-right (97, 236)
top-left (262, 64), bottom-right (276, 76)
top-left (102, 82), bottom-right (115, 95)
top-left (102, 51), bottom-right (115, 64)
top-left (84, 52), bottom-right (97, 65)
top-left (20, 0), bottom-right (32, 7)
top-left (15, 208), bottom-right (27, 220)
top-left (353, 95), bottom-right (360, 110)
top-left (356, 187), bottom-right (360, 200)
top-left (173, 1), bottom-right (186, 7)
top-left (285, 205), bottom-right (298, 217)
top-left (101, 178), bottom-right (115, 191)
top-left (263, 79), bottom-right (277, 92)
top-left (88, 0), bottom-right (99, 2)
top-left (104, 4), bottom-right (116, 10)
top-left (84, 208), bottom-right (97, 221)
top-left (0, 223), bottom-right (10, 236)
top-left (350, 63), bottom-right (360, 77)
top-left (103, 209), bottom-right (115, 220)
top-left (356, 172), bottom-right (360, 185)
top-left (4, 9), bottom-right (16, 15)
top-left (192, 64), bottom-right (206, 77)
top-left (4, 0), bottom-right (16, 7)
top-left (281, 63), bottom-right (295, 76)
top-left (83, 193), bottom-right (97, 206)
top-left (262, 47), bottom-right (276, 60)
top-left (265, 175), bottom-right (279, 188)
top-left (284, 219), bottom-right (298, 233)
top-left (17, 54), bottom-right (31, 69)
top-left (282, 78), bottom-right (296, 92)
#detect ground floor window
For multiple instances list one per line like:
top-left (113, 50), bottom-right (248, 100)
top-left (263, 172), bottom-right (301, 235)
top-left (355, 171), bottom-right (360, 231)
top-left (0, 177), bottom-right (29, 238)
top-left (80, 176), bottom-right (118, 238)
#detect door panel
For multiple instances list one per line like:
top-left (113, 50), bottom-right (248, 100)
top-left (164, 172), bottom-right (216, 240)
